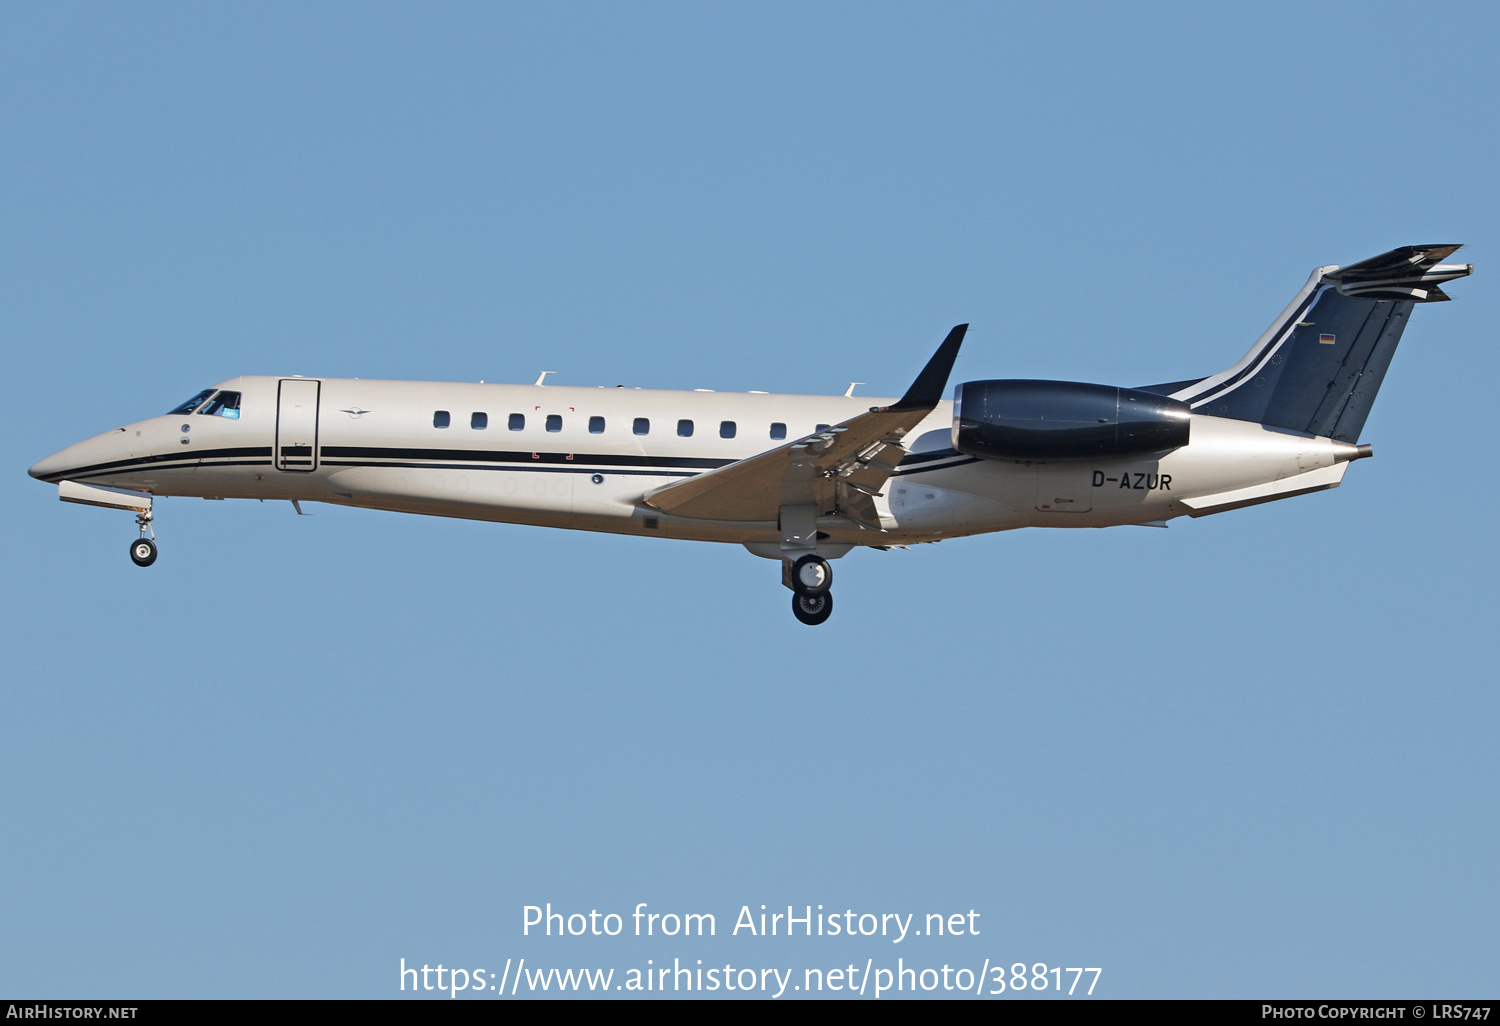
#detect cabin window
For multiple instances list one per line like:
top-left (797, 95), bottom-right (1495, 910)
top-left (633, 418), bottom-right (650, 436)
top-left (677, 419), bottom-right (694, 437)
top-left (198, 391), bottom-right (241, 419)
top-left (433, 411), bottom-right (451, 428)
top-left (546, 414), bottom-right (562, 432)
top-left (471, 412), bottom-right (488, 429)
top-left (167, 389), bottom-right (215, 415)
top-left (509, 413), bottom-right (525, 431)
top-left (589, 416), bottom-right (605, 434)
top-left (720, 420), bottom-right (736, 439)
top-left (770, 422), bottom-right (786, 440)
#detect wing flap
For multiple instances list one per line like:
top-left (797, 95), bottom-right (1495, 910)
top-left (641, 406), bottom-right (931, 522)
top-left (641, 324), bottom-right (968, 524)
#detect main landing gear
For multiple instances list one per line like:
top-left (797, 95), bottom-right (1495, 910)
top-left (129, 510), bottom-right (157, 567)
top-left (789, 554), bottom-right (834, 626)
top-left (792, 590), bottom-right (833, 626)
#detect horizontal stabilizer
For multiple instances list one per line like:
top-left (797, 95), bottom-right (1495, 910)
top-left (1181, 464), bottom-right (1348, 517)
top-left (1326, 244), bottom-right (1472, 302)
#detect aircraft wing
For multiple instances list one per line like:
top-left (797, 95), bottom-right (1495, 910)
top-left (641, 325), bottom-right (967, 525)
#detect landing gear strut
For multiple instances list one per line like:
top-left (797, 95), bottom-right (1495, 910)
top-left (779, 503), bottom-right (835, 625)
top-left (129, 509), bottom-right (157, 567)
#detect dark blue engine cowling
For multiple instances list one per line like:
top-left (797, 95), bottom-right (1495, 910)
top-left (953, 380), bottom-right (1191, 460)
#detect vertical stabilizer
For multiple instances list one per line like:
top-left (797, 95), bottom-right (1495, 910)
top-left (1170, 246), bottom-right (1471, 442)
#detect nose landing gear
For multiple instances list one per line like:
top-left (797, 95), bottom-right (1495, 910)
top-left (129, 537), bottom-right (157, 567)
top-left (787, 554), bottom-right (834, 625)
top-left (129, 509), bottom-right (157, 567)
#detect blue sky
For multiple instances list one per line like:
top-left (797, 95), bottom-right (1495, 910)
top-left (2, 2), bottom-right (1495, 999)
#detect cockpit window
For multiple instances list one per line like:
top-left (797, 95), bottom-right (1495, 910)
top-left (168, 389), bottom-right (216, 415)
top-left (197, 391), bottom-right (242, 419)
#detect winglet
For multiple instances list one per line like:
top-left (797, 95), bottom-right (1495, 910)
top-left (888, 324), bottom-right (968, 411)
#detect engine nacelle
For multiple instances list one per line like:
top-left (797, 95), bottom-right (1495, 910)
top-left (953, 380), bottom-right (1191, 461)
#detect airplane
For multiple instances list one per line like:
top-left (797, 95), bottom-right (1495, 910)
top-left (29, 244), bottom-right (1472, 625)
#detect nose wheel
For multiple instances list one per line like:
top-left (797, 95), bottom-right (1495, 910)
top-left (129, 537), bottom-right (157, 567)
top-left (129, 509), bottom-right (157, 567)
top-left (787, 554), bottom-right (834, 625)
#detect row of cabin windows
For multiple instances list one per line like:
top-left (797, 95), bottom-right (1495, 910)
top-left (433, 411), bottom-right (828, 439)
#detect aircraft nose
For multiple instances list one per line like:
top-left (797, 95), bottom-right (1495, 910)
top-left (29, 430), bottom-right (126, 483)
top-left (29, 450), bottom-right (70, 481)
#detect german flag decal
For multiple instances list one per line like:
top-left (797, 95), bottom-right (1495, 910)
top-left (1319, 333), bottom-right (1336, 345)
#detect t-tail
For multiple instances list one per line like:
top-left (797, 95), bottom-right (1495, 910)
top-left (1151, 245), bottom-right (1472, 441)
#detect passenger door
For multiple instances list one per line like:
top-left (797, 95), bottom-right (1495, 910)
top-left (275, 379), bottom-right (320, 472)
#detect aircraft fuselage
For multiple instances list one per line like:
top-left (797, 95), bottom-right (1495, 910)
top-left (30, 373), bottom-right (1361, 553)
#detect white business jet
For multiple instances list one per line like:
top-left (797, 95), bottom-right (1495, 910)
top-left (30, 245), bottom-right (1471, 624)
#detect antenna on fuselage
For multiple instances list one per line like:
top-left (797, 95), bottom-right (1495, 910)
top-left (844, 382), bottom-right (864, 397)
top-left (534, 371), bottom-right (555, 386)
